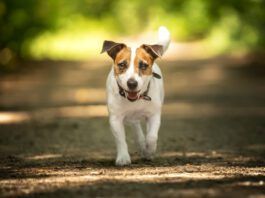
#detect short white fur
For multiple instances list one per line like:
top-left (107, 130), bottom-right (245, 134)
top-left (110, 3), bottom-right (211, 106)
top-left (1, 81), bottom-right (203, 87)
top-left (106, 26), bottom-right (170, 166)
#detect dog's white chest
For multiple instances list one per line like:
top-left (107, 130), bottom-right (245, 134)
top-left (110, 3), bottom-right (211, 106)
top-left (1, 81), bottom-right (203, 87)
top-left (123, 102), bottom-right (157, 122)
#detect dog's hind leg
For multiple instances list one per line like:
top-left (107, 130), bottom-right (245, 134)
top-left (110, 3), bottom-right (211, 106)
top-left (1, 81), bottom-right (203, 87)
top-left (131, 122), bottom-right (146, 157)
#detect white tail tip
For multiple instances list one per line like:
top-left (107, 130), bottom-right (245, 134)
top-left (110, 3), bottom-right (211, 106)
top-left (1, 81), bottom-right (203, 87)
top-left (158, 26), bottom-right (170, 55)
top-left (158, 26), bottom-right (170, 40)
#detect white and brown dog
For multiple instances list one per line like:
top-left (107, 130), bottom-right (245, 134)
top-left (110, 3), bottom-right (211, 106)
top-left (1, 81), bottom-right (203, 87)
top-left (101, 26), bottom-right (170, 166)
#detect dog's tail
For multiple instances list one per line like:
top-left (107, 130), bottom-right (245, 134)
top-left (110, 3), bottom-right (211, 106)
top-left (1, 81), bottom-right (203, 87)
top-left (157, 26), bottom-right (171, 55)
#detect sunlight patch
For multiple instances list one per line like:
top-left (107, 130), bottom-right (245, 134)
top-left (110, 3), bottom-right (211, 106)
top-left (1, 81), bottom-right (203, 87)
top-left (26, 154), bottom-right (62, 160)
top-left (0, 112), bottom-right (30, 124)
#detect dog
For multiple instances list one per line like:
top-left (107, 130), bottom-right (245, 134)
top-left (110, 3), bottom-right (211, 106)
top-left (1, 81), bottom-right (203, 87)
top-left (101, 26), bottom-right (170, 166)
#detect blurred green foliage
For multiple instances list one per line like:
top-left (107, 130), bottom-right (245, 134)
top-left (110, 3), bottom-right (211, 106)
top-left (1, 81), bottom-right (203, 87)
top-left (0, 0), bottom-right (264, 69)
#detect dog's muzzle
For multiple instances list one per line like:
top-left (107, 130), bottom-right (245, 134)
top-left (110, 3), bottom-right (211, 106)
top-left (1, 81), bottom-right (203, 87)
top-left (117, 72), bottom-right (161, 102)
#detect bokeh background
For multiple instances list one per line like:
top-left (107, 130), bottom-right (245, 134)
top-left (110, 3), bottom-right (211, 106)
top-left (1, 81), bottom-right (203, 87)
top-left (0, 0), bottom-right (264, 70)
top-left (0, 1), bottom-right (265, 197)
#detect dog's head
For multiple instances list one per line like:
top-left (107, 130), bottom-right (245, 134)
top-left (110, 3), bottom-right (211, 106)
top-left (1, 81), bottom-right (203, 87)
top-left (101, 40), bottom-right (163, 101)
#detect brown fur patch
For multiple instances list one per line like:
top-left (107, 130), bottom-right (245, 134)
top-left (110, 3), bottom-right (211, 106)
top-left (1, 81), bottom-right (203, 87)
top-left (134, 47), bottom-right (154, 76)
top-left (113, 47), bottom-right (131, 76)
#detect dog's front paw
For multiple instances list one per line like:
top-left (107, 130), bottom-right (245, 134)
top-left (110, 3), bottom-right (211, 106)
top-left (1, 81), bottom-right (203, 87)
top-left (115, 153), bottom-right (131, 166)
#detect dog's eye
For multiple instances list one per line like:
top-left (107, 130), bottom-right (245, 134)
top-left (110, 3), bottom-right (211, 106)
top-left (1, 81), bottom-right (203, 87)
top-left (139, 61), bottom-right (148, 70)
top-left (117, 62), bottom-right (127, 70)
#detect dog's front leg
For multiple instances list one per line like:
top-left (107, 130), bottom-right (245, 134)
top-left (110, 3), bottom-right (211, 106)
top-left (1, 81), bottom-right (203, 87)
top-left (110, 115), bottom-right (131, 166)
top-left (145, 113), bottom-right (161, 160)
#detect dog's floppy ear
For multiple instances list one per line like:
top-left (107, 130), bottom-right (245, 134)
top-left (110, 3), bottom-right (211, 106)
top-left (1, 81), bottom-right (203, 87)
top-left (101, 40), bottom-right (126, 60)
top-left (141, 44), bottom-right (163, 59)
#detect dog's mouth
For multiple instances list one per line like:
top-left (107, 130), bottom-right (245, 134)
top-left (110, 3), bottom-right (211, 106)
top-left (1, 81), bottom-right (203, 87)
top-left (125, 90), bottom-right (140, 101)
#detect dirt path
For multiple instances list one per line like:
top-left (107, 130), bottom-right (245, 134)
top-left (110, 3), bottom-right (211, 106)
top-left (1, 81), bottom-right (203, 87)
top-left (0, 56), bottom-right (265, 197)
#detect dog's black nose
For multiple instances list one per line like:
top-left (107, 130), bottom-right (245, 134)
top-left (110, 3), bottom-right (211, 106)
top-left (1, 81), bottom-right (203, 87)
top-left (127, 78), bottom-right (138, 90)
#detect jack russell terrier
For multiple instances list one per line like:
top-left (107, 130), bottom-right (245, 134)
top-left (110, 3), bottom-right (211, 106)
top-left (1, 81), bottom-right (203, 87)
top-left (101, 26), bottom-right (170, 166)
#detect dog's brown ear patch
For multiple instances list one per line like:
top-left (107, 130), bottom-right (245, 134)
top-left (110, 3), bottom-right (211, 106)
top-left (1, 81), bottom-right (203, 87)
top-left (101, 40), bottom-right (126, 60)
top-left (141, 44), bottom-right (163, 59)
